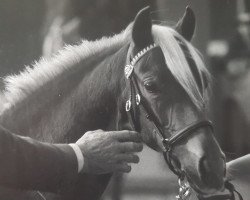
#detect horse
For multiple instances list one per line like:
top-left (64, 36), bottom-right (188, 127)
top-left (0, 6), bottom-right (226, 200)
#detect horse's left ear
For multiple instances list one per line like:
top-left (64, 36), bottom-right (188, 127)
top-left (132, 6), bottom-right (154, 49)
top-left (175, 6), bottom-right (196, 41)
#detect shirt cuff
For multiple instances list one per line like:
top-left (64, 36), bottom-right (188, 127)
top-left (68, 143), bottom-right (84, 173)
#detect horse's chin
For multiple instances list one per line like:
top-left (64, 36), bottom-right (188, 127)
top-left (195, 187), bottom-right (230, 200)
top-left (198, 190), bottom-right (234, 200)
top-left (191, 185), bottom-right (223, 197)
top-left (187, 178), bottom-right (225, 198)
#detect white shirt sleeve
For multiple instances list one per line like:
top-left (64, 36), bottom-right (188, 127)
top-left (68, 143), bottom-right (84, 173)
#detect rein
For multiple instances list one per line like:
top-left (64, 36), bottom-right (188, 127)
top-left (124, 44), bottom-right (243, 200)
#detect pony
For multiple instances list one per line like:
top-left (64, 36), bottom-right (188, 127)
top-left (0, 6), bottom-right (226, 200)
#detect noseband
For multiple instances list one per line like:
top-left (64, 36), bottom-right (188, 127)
top-left (124, 44), bottom-right (243, 200)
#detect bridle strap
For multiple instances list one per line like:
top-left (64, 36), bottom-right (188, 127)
top-left (131, 75), bottom-right (164, 134)
top-left (126, 77), bottom-right (141, 131)
top-left (163, 120), bottom-right (213, 152)
top-left (197, 181), bottom-right (243, 200)
top-left (224, 181), bottom-right (243, 200)
top-left (163, 120), bottom-right (214, 177)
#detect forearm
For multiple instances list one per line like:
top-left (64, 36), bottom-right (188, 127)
top-left (0, 125), bottom-right (78, 193)
top-left (227, 154), bottom-right (250, 182)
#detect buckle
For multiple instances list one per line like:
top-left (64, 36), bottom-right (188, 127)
top-left (163, 138), bottom-right (171, 152)
top-left (125, 99), bottom-right (131, 112)
top-left (135, 94), bottom-right (141, 105)
top-left (124, 65), bottom-right (134, 79)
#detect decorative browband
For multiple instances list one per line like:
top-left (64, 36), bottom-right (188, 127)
top-left (124, 43), bottom-right (157, 79)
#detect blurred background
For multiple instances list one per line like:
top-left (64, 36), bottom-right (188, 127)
top-left (0, 0), bottom-right (249, 199)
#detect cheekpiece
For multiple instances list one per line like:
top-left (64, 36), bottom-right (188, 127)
top-left (124, 43), bottom-right (157, 79)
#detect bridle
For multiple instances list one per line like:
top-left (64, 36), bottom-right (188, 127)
top-left (124, 43), bottom-right (243, 200)
top-left (124, 43), bottom-right (212, 199)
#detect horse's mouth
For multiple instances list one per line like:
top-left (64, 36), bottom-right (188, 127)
top-left (184, 173), bottom-right (225, 198)
top-left (189, 184), bottom-right (226, 200)
top-left (196, 189), bottom-right (231, 200)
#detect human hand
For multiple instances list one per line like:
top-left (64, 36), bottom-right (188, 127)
top-left (76, 130), bottom-right (143, 174)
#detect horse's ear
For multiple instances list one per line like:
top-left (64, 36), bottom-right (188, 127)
top-left (175, 6), bottom-right (196, 41)
top-left (132, 6), bottom-right (154, 49)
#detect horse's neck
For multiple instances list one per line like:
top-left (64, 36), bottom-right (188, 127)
top-left (0, 46), bottom-right (127, 143)
top-left (64, 53), bottom-right (126, 142)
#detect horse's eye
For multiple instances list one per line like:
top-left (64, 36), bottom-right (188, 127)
top-left (144, 82), bottom-right (159, 93)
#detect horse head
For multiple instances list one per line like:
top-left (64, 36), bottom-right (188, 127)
top-left (117, 6), bottom-right (226, 196)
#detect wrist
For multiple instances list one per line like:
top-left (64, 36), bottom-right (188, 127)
top-left (69, 143), bottom-right (84, 173)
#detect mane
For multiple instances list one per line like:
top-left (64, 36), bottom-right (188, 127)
top-left (2, 26), bottom-right (132, 109)
top-left (152, 25), bottom-right (211, 110)
top-left (2, 23), bottom-right (210, 112)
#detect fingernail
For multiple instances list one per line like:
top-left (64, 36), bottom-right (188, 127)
top-left (126, 166), bottom-right (132, 173)
top-left (138, 143), bottom-right (143, 151)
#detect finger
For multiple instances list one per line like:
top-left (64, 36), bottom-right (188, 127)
top-left (83, 130), bottom-right (98, 137)
top-left (88, 129), bottom-right (104, 135)
top-left (118, 142), bottom-right (143, 153)
top-left (116, 163), bottom-right (131, 173)
top-left (117, 154), bottom-right (140, 163)
top-left (112, 130), bottom-right (142, 142)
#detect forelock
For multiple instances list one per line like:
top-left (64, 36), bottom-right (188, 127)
top-left (151, 25), bottom-right (211, 110)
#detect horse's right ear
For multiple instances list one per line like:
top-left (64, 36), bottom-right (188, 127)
top-left (132, 6), bottom-right (154, 50)
top-left (175, 6), bottom-right (196, 41)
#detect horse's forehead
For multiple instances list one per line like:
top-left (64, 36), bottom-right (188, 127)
top-left (138, 47), bottom-right (166, 73)
top-left (140, 44), bottom-right (204, 93)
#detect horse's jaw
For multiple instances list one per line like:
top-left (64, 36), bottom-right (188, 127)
top-left (142, 129), bottom-right (166, 152)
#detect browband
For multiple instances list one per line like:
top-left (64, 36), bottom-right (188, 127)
top-left (124, 43), bottom-right (157, 79)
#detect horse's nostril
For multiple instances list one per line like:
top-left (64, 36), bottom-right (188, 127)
top-left (199, 156), bottom-right (217, 188)
top-left (199, 156), bottom-right (208, 180)
top-left (199, 156), bottom-right (224, 190)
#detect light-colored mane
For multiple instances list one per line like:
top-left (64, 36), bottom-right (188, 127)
top-left (152, 25), bottom-right (210, 110)
top-left (2, 27), bottom-right (131, 111)
top-left (2, 24), bottom-right (209, 113)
